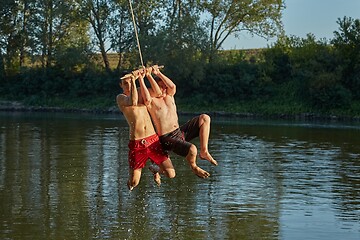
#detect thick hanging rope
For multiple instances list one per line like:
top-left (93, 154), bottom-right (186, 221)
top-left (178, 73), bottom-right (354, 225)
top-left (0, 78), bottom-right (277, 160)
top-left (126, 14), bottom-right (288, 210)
top-left (128, 0), bottom-right (145, 67)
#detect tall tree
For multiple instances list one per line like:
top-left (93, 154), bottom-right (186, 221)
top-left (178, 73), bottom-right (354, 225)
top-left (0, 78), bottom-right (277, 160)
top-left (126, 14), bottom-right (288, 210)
top-left (199, 0), bottom-right (285, 61)
top-left (78, 0), bottom-right (112, 71)
top-left (130, 0), bottom-right (164, 66)
top-left (29, 0), bottom-right (82, 68)
top-left (0, 0), bottom-right (23, 74)
top-left (108, 0), bottom-right (134, 70)
top-left (332, 16), bottom-right (360, 99)
top-left (155, 0), bottom-right (208, 87)
top-left (19, 0), bottom-right (31, 67)
top-left (163, 0), bottom-right (206, 49)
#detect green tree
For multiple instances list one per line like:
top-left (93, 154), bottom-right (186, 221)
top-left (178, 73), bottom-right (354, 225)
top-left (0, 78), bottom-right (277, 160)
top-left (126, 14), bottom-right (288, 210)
top-left (18, 0), bottom-right (31, 67)
top-left (109, 0), bottom-right (134, 70)
top-left (0, 50), bottom-right (5, 81)
top-left (53, 20), bottom-right (91, 74)
top-left (332, 16), bottom-right (360, 99)
top-left (129, 0), bottom-right (165, 66)
top-left (283, 34), bottom-right (349, 109)
top-left (147, 0), bottom-right (209, 94)
top-left (262, 42), bottom-right (292, 84)
top-left (199, 0), bottom-right (285, 61)
top-left (77, 0), bottom-right (113, 71)
top-left (27, 0), bottom-right (83, 68)
top-left (0, 0), bottom-right (25, 74)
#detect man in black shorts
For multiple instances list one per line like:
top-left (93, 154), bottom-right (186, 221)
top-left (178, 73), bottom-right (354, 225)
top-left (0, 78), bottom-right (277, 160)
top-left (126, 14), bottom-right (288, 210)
top-left (141, 65), bottom-right (218, 178)
top-left (159, 116), bottom-right (200, 156)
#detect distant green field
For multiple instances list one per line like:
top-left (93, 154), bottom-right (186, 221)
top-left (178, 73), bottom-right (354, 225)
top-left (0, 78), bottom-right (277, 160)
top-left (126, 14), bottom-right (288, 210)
top-left (21, 49), bottom-right (265, 70)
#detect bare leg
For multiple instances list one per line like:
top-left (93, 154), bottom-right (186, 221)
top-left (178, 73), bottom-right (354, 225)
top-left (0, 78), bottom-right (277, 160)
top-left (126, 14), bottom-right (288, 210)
top-left (153, 173), bottom-right (161, 186)
top-left (198, 114), bottom-right (218, 166)
top-left (186, 144), bottom-right (210, 178)
top-left (149, 164), bottom-right (161, 186)
top-left (159, 159), bottom-right (176, 179)
top-left (149, 159), bottom-right (176, 186)
top-left (128, 168), bottom-right (142, 191)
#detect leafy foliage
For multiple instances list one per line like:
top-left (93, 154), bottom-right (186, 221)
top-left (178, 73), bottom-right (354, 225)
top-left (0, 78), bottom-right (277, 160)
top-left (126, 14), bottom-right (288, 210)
top-left (1, 1), bottom-right (360, 116)
top-left (332, 17), bottom-right (360, 99)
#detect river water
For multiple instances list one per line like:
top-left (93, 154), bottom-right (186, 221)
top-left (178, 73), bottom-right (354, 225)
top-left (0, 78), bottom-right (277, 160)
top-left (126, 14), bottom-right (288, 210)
top-left (0, 112), bottom-right (359, 240)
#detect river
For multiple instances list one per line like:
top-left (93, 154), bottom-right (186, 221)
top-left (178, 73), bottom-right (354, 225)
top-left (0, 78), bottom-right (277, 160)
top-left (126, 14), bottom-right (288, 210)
top-left (0, 112), bottom-right (359, 239)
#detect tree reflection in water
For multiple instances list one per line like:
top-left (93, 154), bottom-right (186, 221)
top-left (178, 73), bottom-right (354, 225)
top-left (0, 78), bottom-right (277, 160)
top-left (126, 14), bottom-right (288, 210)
top-left (0, 112), bottom-right (359, 239)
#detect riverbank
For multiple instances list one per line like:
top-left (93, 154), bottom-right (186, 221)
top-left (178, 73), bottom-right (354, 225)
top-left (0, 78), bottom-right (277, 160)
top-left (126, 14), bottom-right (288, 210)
top-left (1, 100), bottom-right (360, 122)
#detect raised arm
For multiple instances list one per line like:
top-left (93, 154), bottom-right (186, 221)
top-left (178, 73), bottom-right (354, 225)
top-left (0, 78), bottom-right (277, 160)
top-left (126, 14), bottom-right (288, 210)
top-left (116, 73), bottom-right (138, 111)
top-left (129, 73), bottom-right (138, 106)
top-left (145, 67), bottom-right (162, 97)
top-left (152, 65), bottom-right (176, 96)
top-left (138, 68), bottom-right (152, 106)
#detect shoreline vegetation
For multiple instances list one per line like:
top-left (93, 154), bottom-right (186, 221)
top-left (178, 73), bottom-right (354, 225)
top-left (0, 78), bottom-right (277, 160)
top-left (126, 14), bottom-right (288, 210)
top-left (2, 2), bottom-right (360, 126)
top-left (3, 18), bottom-right (360, 124)
top-left (1, 100), bottom-right (359, 123)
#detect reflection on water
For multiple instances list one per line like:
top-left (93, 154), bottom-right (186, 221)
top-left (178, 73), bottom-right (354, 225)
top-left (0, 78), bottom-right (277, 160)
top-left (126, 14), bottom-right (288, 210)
top-left (0, 112), bottom-right (359, 239)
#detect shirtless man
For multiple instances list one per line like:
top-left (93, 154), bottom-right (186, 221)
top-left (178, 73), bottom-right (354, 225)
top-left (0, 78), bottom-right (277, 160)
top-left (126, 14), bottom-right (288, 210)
top-left (142, 65), bottom-right (218, 178)
top-left (116, 70), bottom-right (175, 191)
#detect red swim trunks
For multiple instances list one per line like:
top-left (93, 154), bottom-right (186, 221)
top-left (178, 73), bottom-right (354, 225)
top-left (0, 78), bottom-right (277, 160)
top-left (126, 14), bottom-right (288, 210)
top-left (128, 134), bottom-right (169, 170)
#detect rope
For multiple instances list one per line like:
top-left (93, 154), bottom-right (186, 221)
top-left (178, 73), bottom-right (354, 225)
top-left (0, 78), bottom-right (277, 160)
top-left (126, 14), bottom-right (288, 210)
top-left (128, 0), bottom-right (144, 67)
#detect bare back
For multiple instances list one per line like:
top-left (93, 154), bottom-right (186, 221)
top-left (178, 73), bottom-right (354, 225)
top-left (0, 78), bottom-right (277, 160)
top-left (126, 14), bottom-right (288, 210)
top-left (147, 93), bottom-right (179, 136)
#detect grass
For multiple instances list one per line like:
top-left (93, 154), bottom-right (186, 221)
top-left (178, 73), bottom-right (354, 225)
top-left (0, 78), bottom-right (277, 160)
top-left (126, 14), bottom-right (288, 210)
top-left (2, 95), bottom-right (360, 120)
top-left (22, 96), bottom-right (115, 110)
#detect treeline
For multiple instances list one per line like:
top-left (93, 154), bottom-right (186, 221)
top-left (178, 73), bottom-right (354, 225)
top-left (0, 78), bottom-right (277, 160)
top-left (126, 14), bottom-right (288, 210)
top-left (0, 0), bottom-right (283, 71)
top-left (1, 0), bottom-right (360, 116)
top-left (198, 16), bottom-right (360, 115)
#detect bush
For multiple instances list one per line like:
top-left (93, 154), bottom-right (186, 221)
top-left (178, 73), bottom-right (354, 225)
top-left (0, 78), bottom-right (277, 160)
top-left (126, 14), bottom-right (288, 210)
top-left (309, 72), bottom-right (352, 109)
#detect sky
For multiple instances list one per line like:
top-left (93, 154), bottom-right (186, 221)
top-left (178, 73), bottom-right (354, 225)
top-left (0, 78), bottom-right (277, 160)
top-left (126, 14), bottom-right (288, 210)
top-left (222, 0), bottom-right (360, 50)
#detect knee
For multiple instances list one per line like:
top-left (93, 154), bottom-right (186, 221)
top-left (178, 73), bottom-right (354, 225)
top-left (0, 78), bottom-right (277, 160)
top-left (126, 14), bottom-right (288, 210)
top-left (127, 178), bottom-right (139, 190)
top-left (187, 144), bottom-right (198, 157)
top-left (165, 169), bottom-right (176, 179)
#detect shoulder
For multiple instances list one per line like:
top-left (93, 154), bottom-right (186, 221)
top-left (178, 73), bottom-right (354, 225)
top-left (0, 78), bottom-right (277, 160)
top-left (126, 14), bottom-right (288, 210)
top-left (116, 93), bottom-right (129, 106)
top-left (116, 93), bottom-right (127, 101)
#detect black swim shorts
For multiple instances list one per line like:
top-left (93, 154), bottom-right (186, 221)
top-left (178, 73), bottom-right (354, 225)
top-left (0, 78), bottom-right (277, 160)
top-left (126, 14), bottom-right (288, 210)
top-left (159, 116), bottom-right (200, 157)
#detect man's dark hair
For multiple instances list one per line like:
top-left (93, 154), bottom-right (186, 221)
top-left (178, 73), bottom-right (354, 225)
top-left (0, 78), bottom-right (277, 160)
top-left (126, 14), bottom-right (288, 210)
top-left (119, 70), bottom-right (131, 83)
top-left (120, 71), bottom-right (131, 78)
top-left (154, 75), bottom-right (161, 82)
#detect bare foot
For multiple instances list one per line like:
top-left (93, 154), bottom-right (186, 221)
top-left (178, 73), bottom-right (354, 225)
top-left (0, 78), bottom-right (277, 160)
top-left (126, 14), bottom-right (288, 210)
top-left (199, 152), bottom-right (218, 166)
top-left (191, 166), bottom-right (210, 178)
top-left (153, 172), bottom-right (161, 187)
top-left (149, 164), bottom-right (161, 187)
top-left (127, 180), bottom-right (134, 191)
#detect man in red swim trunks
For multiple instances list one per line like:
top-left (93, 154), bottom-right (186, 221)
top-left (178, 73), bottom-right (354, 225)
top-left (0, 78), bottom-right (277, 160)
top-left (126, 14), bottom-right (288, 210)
top-left (142, 65), bottom-right (218, 179)
top-left (116, 69), bottom-right (175, 191)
